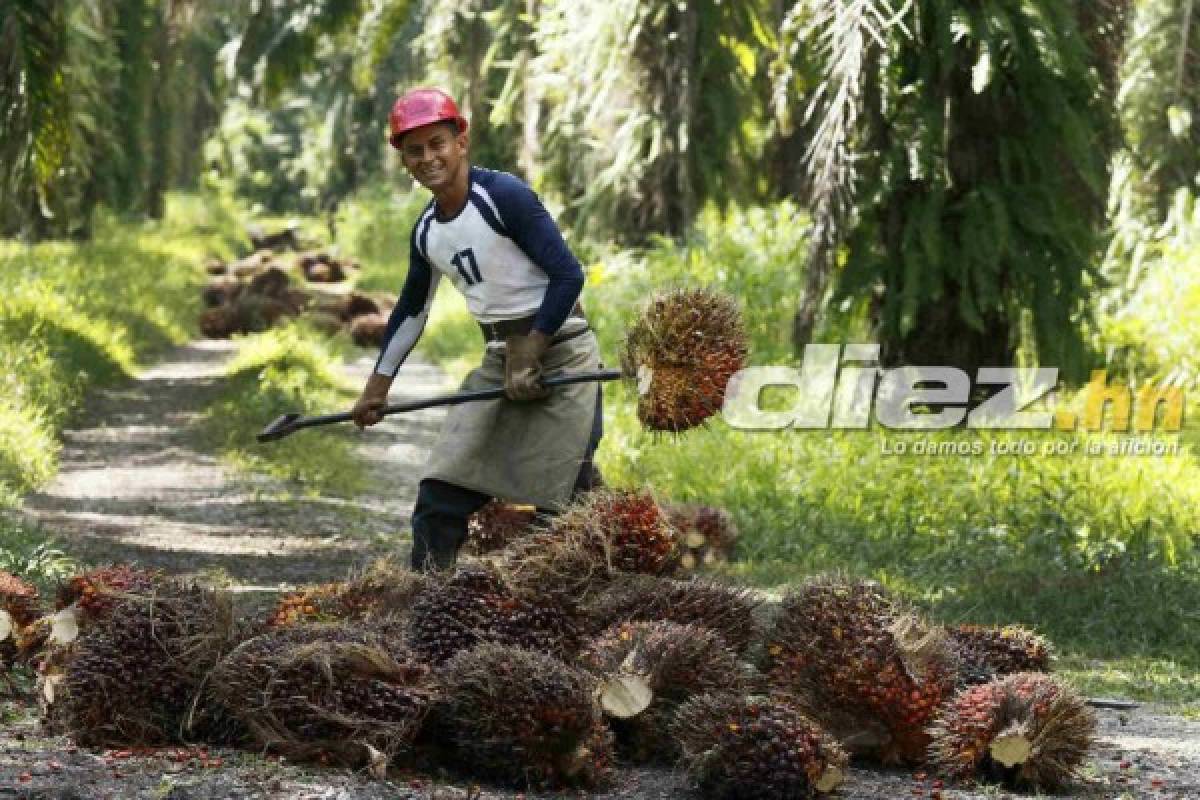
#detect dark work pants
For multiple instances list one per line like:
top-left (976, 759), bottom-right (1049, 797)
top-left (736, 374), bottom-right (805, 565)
top-left (409, 447), bottom-right (603, 571)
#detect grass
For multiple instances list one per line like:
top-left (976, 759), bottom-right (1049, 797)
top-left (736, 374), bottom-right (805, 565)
top-left (194, 322), bottom-right (368, 497)
top-left (0, 193), bottom-right (243, 506)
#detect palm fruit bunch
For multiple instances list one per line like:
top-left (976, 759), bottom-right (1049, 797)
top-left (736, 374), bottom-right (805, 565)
top-left (56, 564), bottom-right (163, 619)
top-left (620, 287), bottom-right (747, 433)
top-left (202, 277), bottom-right (242, 308)
top-left (664, 503), bottom-right (740, 572)
top-left (211, 619), bottom-right (432, 766)
top-left (499, 489), bottom-right (677, 602)
top-left (59, 583), bottom-right (243, 747)
top-left (1, 571), bottom-right (42, 670)
top-left (267, 561), bottom-right (426, 627)
top-left (350, 314), bottom-right (389, 347)
top-left (433, 643), bottom-right (614, 789)
top-left (579, 620), bottom-right (750, 763)
top-left (464, 500), bottom-right (538, 556)
top-left (764, 577), bottom-right (957, 764)
top-left (582, 573), bottom-right (761, 654)
top-left (946, 624), bottom-right (1052, 686)
top-left (929, 672), bottom-right (1096, 790)
top-left (671, 693), bottom-right (848, 799)
top-left (407, 563), bottom-right (579, 665)
top-left (298, 251), bottom-right (349, 282)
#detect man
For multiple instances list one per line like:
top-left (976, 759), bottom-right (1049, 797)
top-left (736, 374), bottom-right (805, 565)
top-left (351, 87), bottom-right (603, 571)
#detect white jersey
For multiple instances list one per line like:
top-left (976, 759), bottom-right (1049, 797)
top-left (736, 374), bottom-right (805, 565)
top-left (375, 166), bottom-right (585, 377)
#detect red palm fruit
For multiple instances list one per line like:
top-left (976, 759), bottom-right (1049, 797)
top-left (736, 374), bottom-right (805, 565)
top-left (0, 571), bottom-right (41, 628)
top-left (434, 644), bottom-right (613, 789)
top-left (498, 489), bottom-right (678, 603)
top-left (929, 672), bottom-right (1095, 790)
top-left (946, 624), bottom-right (1053, 686)
top-left (268, 560), bottom-right (426, 627)
top-left (764, 576), bottom-right (957, 764)
top-left (57, 565), bottom-right (163, 619)
top-left (579, 620), bottom-right (750, 763)
top-left (464, 500), bottom-right (538, 556)
top-left (621, 288), bottom-right (748, 433)
top-left (672, 693), bottom-right (847, 799)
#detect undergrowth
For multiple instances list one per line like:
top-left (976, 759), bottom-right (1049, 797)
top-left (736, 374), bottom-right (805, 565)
top-left (195, 322), bottom-right (366, 496)
top-left (0, 192), bottom-right (242, 506)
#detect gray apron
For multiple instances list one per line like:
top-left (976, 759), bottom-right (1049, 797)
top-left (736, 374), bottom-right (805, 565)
top-left (421, 317), bottom-right (602, 510)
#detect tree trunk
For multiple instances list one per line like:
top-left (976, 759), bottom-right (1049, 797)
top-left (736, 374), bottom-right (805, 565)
top-left (517, 0), bottom-right (542, 183)
top-left (145, 2), bottom-right (174, 220)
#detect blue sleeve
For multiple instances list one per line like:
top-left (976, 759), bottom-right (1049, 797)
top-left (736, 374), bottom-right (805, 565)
top-left (488, 174), bottom-right (585, 335)
top-left (374, 225), bottom-right (440, 377)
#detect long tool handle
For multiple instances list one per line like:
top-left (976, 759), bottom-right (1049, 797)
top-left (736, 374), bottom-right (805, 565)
top-left (284, 368), bottom-right (622, 436)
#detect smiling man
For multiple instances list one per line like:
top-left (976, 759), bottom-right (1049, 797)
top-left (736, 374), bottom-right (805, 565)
top-left (351, 87), bottom-right (603, 571)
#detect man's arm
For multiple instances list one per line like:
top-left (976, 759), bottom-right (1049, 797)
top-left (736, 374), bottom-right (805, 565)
top-left (485, 175), bottom-right (585, 335)
top-left (352, 228), bottom-right (440, 427)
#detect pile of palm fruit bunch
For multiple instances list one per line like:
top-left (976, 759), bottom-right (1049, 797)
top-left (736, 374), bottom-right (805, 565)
top-left (306, 290), bottom-right (396, 346)
top-left (53, 580), bottom-right (246, 746)
top-left (620, 287), bottom-right (748, 433)
top-left (199, 256), bottom-right (311, 338)
top-left (0, 547), bottom-right (1097, 796)
top-left (664, 502), bottom-right (740, 572)
top-left (200, 242), bottom-right (389, 340)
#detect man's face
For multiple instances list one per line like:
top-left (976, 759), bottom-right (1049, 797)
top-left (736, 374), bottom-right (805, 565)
top-left (399, 122), bottom-right (468, 192)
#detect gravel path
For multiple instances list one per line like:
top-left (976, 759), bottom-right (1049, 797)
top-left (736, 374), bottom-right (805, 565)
top-left (18, 339), bottom-right (449, 598)
top-left (3, 338), bottom-right (1198, 799)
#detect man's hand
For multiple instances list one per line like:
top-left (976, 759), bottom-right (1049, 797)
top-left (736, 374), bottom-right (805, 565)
top-left (504, 331), bottom-right (551, 401)
top-left (352, 372), bottom-right (394, 428)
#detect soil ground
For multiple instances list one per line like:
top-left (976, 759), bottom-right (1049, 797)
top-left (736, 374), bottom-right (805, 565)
top-left (3, 339), bottom-right (1198, 799)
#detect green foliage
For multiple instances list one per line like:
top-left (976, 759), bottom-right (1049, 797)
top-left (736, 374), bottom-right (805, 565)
top-left (0, 517), bottom-right (77, 590)
top-left (334, 181), bottom-right (430, 291)
top-left (1103, 190), bottom-right (1200, 387)
top-left (196, 323), bottom-right (366, 496)
top-left (534, 0), bottom-right (768, 240)
top-left (585, 202), bottom-right (813, 366)
top-left (0, 0), bottom-right (119, 237)
top-left (0, 192), bottom-right (232, 505)
top-left (788, 2), bottom-right (1113, 376)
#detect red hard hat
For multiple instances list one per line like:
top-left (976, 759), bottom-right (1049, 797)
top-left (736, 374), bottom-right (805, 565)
top-left (388, 88), bottom-right (468, 149)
